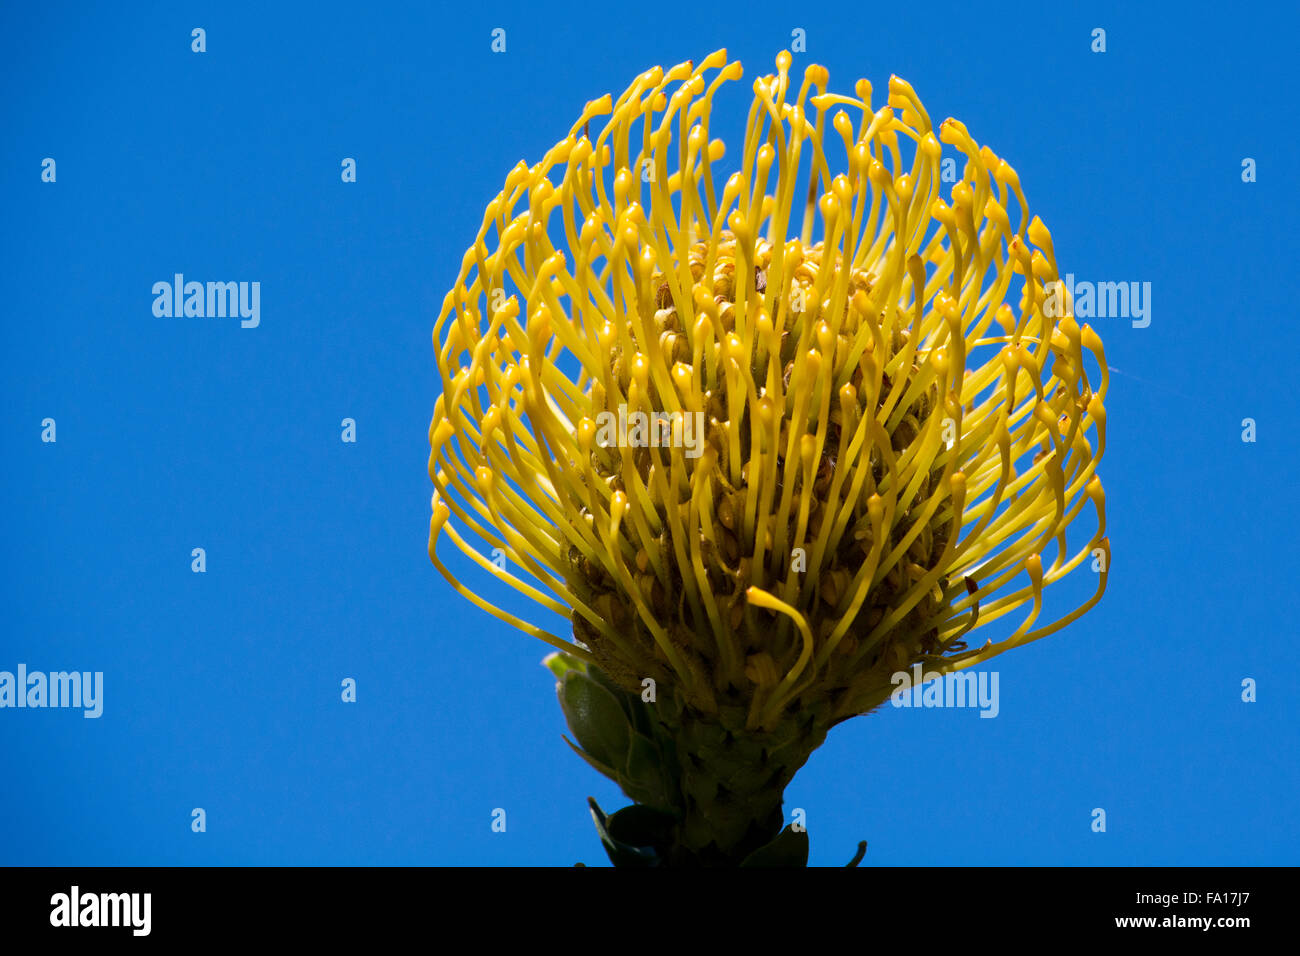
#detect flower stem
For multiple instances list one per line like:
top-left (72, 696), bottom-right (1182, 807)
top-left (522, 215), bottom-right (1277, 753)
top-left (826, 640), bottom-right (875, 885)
top-left (648, 693), bottom-right (830, 865)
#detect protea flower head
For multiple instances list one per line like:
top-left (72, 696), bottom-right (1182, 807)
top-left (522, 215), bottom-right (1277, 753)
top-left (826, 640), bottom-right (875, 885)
top-left (428, 49), bottom-right (1109, 865)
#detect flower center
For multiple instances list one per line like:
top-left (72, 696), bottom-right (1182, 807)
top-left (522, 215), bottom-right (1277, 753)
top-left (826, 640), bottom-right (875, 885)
top-left (567, 230), bottom-right (960, 722)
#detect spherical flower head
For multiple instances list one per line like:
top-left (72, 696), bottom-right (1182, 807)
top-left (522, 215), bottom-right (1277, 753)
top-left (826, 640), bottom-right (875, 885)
top-left (428, 50), bottom-right (1109, 743)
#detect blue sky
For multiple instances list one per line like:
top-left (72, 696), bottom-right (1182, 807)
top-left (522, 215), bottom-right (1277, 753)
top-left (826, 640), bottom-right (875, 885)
top-left (2, 0), bottom-right (1296, 866)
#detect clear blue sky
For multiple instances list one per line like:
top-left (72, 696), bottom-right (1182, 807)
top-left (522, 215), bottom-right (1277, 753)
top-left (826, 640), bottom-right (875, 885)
top-left (2, 0), bottom-right (1296, 866)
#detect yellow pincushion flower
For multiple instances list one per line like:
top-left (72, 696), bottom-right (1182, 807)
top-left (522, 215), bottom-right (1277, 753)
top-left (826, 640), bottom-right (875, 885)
top-left (428, 49), bottom-right (1109, 865)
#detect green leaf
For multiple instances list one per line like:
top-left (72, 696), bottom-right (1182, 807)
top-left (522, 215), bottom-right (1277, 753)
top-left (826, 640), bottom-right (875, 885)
top-left (621, 732), bottom-right (672, 810)
top-left (584, 665), bottom-right (654, 737)
top-left (551, 661), bottom-right (679, 817)
top-left (558, 671), bottom-right (633, 769)
top-left (587, 798), bottom-right (661, 867)
top-left (561, 734), bottom-right (621, 784)
top-left (543, 651), bottom-right (586, 681)
top-left (739, 825), bottom-right (810, 867)
top-left (605, 804), bottom-right (677, 852)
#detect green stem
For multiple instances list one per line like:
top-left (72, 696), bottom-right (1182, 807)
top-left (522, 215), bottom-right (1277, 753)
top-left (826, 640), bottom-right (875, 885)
top-left (649, 694), bottom-right (829, 866)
